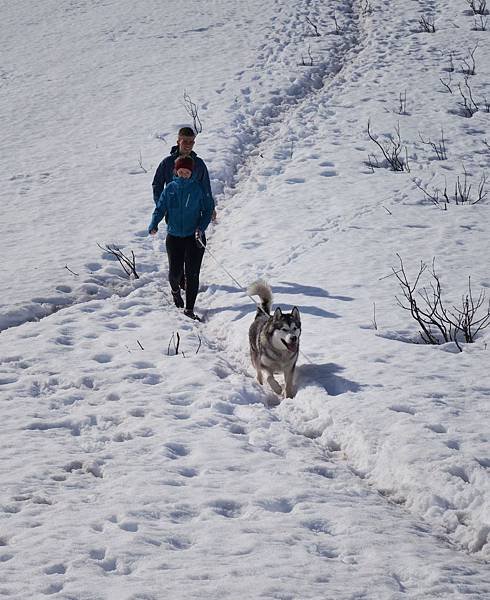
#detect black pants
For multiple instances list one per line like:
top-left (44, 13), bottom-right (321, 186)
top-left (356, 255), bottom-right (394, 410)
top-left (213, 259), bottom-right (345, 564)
top-left (166, 233), bottom-right (205, 311)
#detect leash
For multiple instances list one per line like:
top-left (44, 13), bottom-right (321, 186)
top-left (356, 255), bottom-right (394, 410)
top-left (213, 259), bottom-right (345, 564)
top-left (197, 237), bottom-right (315, 365)
top-left (197, 237), bottom-right (268, 316)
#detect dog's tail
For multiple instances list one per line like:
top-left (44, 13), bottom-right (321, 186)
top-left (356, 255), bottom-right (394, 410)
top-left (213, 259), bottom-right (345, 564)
top-left (247, 280), bottom-right (273, 316)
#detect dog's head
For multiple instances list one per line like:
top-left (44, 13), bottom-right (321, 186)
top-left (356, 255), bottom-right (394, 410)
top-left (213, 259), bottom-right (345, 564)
top-left (269, 307), bottom-right (301, 354)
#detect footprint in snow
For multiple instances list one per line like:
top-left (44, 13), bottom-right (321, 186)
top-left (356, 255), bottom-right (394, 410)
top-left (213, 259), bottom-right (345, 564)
top-left (92, 353), bottom-right (112, 364)
top-left (312, 543), bottom-right (339, 559)
top-left (208, 500), bottom-right (243, 518)
top-left (44, 563), bottom-right (66, 575)
top-left (426, 423), bottom-right (447, 434)
top-left (213, 365), bottom-right (231, 379)
top-left (302, 519), bottom-right (332, 534)
top-left (0, 375), bottom-right (19, 385)
top-left (213, 401), bottom-right (235, 415)
top-left (169, 410), bottom-right (191, 420)
top-left (169, 506), bottom-right (198, 523)
top-left (177, 467), bottom-right (199, 478)
top-left (447, 465), bottom-right (470, 483)
top-left (257, 497), bottom-right (295, 513)
top-left (166, 536), bottom-right (192, 551)
top-left (229, 424), bottom-right (247, 435)
top-left (41, 582), bottom-right (64, 595)
top-left (132, 361), bottom-right (156, 370)
top-left (389, 404), bottom-right (416, 415)
top-left (89, 548), bottom-right (106, 560)
top-left (446, 440), bottom-right (460, 450)
top-left (167, 394), bottom-right (193, 407)
top-left (164, 442), bottom-right (190, 459)
top-left (0, 553), bottom-right (14, 563)
top-left (128, 407), bottom-right (145, 417)
top-left (85, 262), bottom-right (102, 271)
top-left (100, 558), bottom-right (118, 572)
top-left (119, 521), bottom-right (139, 532)
top-left (112, 432), bottom-right (133, 443)
top-left (55, 335), bottom-right (74, 347)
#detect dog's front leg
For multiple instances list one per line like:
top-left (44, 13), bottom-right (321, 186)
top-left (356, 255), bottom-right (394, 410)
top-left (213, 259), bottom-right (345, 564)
top-left (284, 368), bottom-right (296, 398)
top-left (266, 373), bottom-right (283, 396)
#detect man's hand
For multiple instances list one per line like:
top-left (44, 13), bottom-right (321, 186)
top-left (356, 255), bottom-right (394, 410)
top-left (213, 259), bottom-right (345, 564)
top-left (149, 229), bottom-right (158, 236)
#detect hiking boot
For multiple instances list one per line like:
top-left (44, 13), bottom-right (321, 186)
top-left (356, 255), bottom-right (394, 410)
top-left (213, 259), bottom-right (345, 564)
top-left (183, 309), bottom-right (201, 322)
top-left (171, 289), bottom-right (184, 308)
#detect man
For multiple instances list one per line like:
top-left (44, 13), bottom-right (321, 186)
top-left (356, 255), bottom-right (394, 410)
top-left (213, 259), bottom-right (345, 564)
top-left (152, 127), bottom-right (214, 208)
top-left (152, 127), bottom-right (215, 291)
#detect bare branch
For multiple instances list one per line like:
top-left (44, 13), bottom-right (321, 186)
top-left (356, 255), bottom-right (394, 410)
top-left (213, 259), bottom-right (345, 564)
top-left (461, 43), bottom-right (478, 76)
top-left (64, 265), bottom-right (79, 277)
top-left (457, 78), bottom-right (479, 117)
top-left (472, 14), bottom-right (488, 29)
top-left (397, 90), bottom-right (408, 115)
top-left (367, 120), bottom-right (409, 172)
top-left (419, 15), bottom-right (436, 32)
top-left (440, 74), bottom-right (453, 94)
top-left (305, 16), bottom-right (320, 36)
top-left (465, 0), bottom-right (487, 16)
top-left (138, 150), bottom-right (148, 174)
top-left (97, 243), bottom-right (140, 279)
top-left (332, 13), bottom-right (342, 35)
top-left (372, 302), bottom-right (378, 330)
top-left (182, 91), bottom-right (202, 134)
top-left (419, 126), bottom-right (447, 160)
top-left (392, 256), bottom-right (490, 349)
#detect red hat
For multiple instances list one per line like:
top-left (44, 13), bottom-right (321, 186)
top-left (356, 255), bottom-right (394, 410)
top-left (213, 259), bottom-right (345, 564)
top-left (174, 156), bottom-right (194, 172)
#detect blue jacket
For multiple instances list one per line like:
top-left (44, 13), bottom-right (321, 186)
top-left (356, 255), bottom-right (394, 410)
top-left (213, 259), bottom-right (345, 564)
top-left (148, 175), bottom-right (214, 237)
top-left (152, 146), bottom-right (214, 205)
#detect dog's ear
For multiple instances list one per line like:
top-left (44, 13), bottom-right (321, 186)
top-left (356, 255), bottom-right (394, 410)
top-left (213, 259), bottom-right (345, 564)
top-left (273, 307), bottom-right (283, 320)
top-left (291, 306), bottom-right (300, 322)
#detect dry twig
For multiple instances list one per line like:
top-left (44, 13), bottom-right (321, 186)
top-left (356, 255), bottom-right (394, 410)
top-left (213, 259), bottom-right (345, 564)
top-left (97, 243), bottom-right (139, 279)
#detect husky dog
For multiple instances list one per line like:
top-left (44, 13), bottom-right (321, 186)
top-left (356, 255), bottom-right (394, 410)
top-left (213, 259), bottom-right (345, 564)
top-left (248, 280), bottom-right (301, 399)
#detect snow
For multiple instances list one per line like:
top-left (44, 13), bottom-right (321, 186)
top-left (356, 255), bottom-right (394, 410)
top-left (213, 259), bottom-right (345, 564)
top-left (1, 0), bottom-right (489, 598)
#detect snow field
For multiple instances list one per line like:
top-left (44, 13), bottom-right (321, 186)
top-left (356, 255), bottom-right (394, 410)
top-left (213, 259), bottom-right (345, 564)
top-left (1, 0), bottom-right (490, 598)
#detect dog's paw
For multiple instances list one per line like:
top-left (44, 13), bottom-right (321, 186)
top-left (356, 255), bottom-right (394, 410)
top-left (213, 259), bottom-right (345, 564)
top-left (267, 376), bottom-right (283, 396)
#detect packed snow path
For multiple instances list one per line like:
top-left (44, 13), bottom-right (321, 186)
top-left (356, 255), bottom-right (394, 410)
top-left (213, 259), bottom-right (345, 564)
top-left (1, 0), bottom-right (490, 598)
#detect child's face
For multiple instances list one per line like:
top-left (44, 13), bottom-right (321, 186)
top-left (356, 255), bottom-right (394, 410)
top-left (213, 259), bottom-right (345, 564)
top-left (176, 168), bottom-right (192, 179)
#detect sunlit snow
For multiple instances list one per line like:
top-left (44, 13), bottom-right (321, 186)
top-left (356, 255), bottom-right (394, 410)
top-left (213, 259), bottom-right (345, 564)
top-left (1, 0), bottom-right (489, 598)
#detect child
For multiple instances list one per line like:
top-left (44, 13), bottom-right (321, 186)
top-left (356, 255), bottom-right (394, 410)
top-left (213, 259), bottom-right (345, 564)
top-left (149, 156), bottom-right (214, 321)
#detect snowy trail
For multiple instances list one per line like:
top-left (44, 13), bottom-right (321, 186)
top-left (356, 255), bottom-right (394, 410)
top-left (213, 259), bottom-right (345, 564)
top-left (0, 0), bottom-right (358, 332)
top-left (1, 289), bottom-right (489, 599)
top-left (194, 0), bottom-right (490, 567)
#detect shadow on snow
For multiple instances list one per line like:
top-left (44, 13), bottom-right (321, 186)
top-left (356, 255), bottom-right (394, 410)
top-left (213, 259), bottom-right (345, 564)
top-left (297, 362), bottom-right (362, 396)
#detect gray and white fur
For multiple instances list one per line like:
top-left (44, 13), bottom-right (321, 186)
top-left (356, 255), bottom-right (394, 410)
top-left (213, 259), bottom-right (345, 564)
top-left (247, 280), bottom-right (301, 399)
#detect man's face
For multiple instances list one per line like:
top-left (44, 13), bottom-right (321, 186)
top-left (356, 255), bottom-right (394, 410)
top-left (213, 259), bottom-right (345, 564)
top-left (178, 135), bottom-right (195, 156)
